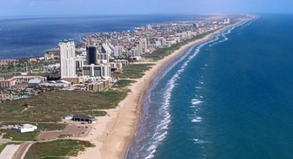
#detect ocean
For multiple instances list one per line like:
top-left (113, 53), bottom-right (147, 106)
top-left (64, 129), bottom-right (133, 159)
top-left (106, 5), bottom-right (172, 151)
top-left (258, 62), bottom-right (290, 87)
top-left (2, 14), bottom-right (293, 159)
top-left (127, 14), bottom-right (293, 159)
top-left (0, 14), bottom-right (202, 59)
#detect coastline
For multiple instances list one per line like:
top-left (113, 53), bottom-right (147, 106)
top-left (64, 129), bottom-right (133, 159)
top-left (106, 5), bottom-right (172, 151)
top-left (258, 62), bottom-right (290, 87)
top-left (71, 17), bottom-right (253, 159)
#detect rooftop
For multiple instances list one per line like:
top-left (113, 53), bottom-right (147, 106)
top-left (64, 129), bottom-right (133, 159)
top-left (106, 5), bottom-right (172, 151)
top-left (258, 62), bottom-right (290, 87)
top-left (60, 38), bottom-right (74, 43)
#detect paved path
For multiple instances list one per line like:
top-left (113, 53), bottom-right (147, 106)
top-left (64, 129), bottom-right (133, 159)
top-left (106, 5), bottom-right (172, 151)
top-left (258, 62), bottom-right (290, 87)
top-left (0, 145), bottom-right (21, 159)
top-left (12, 142), bottom-right (32, 159)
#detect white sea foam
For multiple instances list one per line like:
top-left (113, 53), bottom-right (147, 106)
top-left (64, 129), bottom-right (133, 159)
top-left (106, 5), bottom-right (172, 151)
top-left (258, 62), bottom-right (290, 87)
top-left (143, 21), bottom-right (253, 158)
top-left (208, 21), bottom-right (254, 47)
top-left (193, 139), bottom-right (211, 144)
top-left (196, 117), bottom-right (203, 120)
top-left (192, 101), bottom-right (203, 105)
top-left (192, 119), bottom-right (202, 122)
top-left (145, 149), bottom-right (156, 159)
top-left (192, 99), bottom-right (203, 105)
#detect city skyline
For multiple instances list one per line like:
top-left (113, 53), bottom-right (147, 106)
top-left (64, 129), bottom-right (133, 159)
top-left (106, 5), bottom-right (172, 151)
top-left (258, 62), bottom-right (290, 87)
top-left (0, 0), bottom-right (293, 17)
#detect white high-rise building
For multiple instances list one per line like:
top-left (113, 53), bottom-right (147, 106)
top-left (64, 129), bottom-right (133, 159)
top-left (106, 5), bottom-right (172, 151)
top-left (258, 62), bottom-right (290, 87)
top-left (114, 46), bottom-right (123, 57)
top-left (139, 38), bottom-right (147, 54)
top-left (59, 39), bottom-right (76, 78)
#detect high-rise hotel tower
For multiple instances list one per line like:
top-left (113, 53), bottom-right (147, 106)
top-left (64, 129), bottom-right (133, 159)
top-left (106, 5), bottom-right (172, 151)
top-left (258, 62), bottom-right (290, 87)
top-left (86, 46), bottom-right (98, 65)
top-left (59, 39), bottom-right (76, 79)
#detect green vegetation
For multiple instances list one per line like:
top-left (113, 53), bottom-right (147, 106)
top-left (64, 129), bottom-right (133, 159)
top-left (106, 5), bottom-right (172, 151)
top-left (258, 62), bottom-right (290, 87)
top-left (112, 80), bottom-right (135, 89)
top-left (0, 91), bottom-right (127, 122)
top-left (58, 134), bottom-right (73, 138)
top-left (82, 110), bottom-right (107, 117)
top-left (0, 142), bottom-right (22, 153)
top-left (24, 139), bottom-right (95, 159)
top-left (1, 129), bottom-right (39, 141)
top-left (38, 123), bottom-right (67, 131)
top-left (0, 58), bottom-right (58, 74)
top-left (146, 30), bottom-right (218, 61)
top-left (112, 64), bottom-right (153, 79)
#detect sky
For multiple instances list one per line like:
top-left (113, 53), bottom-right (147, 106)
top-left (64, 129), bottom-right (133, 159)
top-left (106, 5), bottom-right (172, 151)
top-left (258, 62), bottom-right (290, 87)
top-left (0, 0), bottom-right (293, 16)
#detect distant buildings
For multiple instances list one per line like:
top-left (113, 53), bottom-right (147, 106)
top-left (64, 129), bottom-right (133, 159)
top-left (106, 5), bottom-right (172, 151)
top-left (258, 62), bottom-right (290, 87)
top-left (59, 39), bottom-right (76, 79)
top-left (0, 76), bottom-right (46, 88)
top-left (28, 17), bottom-right (234, 92)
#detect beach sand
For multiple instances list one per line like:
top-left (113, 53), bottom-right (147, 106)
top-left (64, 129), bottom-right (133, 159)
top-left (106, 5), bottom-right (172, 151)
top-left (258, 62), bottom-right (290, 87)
top-left (71, 18), bottom-right (251, 159)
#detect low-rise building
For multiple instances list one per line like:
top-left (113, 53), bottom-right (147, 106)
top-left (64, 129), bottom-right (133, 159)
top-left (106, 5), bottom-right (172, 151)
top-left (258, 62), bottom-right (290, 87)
top-left (11, 124), bottom-right (37, 133)
top-left (28, 79), bottom-right (43, 88)
top-left (0, 76), bottom-right (46, 88)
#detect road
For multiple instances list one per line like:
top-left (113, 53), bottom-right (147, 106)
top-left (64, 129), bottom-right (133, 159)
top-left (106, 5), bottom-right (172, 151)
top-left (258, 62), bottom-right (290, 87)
top-left (12, 142), bottom-right (32, 159)
top-left (0, 144), bottom-right (20, 159)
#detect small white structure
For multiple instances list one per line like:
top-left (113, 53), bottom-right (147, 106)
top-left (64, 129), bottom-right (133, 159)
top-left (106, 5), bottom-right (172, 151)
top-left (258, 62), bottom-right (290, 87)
top-left (11, 124), bottom-right (37, 133)
top-left (28, 79), bottom-right (43, 88)
top-left (90, 119), bottom-right (97, 123)
top-left (57, 79), bottom-right (71, 85)
top-left (65, 114), bottom-right (75, 120)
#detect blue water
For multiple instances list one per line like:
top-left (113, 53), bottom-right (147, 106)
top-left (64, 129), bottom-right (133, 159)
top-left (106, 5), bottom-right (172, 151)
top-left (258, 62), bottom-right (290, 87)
top-left (0, 14), bottom-right (202, 59)
top-left (127, 14), bottom-right (293, 159)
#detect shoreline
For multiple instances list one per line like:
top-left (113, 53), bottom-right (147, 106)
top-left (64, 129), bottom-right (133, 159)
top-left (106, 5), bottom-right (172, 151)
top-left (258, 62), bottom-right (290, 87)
top-left (71, 16), bottom-right (253, 159)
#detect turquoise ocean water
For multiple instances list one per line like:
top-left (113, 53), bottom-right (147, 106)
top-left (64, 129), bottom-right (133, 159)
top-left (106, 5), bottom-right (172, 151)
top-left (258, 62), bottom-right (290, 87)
top-left (127, 14), bottom-right (293, 159)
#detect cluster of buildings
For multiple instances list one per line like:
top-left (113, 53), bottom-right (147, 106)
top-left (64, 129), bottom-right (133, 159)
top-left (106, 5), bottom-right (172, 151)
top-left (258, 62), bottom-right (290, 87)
top-left (80, 19), bottom-right (231, 60)
top-left (0, 59), bottom-right (18, 66)
top-left (0, 18), bottom-right (232, 92)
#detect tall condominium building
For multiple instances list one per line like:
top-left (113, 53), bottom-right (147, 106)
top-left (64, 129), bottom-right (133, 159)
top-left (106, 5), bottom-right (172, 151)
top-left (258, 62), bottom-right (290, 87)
top-left (97, 53), bottom-right (110, 64)
top-left (59, 39), bottom-right (76, 78)
top-left (86, 46), bottom-right (98, 65)
top-left (114, 46), bottom-right (123, 57)
top-left (139, 38), bottom-right (147, 54)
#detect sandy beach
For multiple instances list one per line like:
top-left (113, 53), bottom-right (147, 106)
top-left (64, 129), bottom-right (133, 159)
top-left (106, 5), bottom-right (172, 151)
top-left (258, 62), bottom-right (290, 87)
top-left (71, 17), bottom-right (251, 159)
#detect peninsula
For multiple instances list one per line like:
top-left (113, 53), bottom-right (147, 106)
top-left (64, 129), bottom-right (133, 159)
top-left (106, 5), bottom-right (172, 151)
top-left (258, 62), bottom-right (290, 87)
top-left (0, 14), bottom-right (253, 159)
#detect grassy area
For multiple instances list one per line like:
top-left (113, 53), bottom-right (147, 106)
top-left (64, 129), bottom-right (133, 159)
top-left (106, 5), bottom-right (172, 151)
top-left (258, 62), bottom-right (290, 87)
top-left (58, 134), bottom-right (73, 139)
top-left (112, 64), bottom-right (153, 79)
top-left (112, 80), bottom-right (135, 89)
top-left (146, 30), bottom-right (218, 61)
top-left (38, 123), bottom-right (67, 131)
top-left (82, 110), bottom-right (107, 117)
top-left (0, 91), bottom-right (127, 122)
top-left (24, 139), bottom-right (94, 159)
top-left (0, 142), bottom-right (22, 153)
top-left (1, 129), bottom-right (39, 141)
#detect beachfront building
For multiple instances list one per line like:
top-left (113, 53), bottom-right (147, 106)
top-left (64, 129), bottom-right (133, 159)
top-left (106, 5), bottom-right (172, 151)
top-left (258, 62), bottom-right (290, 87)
top-left (75, 55), bottom-right (87, 69)
top-left (71, 114), bottom-right (96, 123)
top-left (96, 52), bottom-right (110, 64)
top-left (114, 46), bottom-right (123, 57)
top-left (139, 38), bottom-right (148, 54)
top-left (82, 64), bottom-right (111, 78)
top-left (101, 43), bottom-right (112, 54)
top-left (59, 39), bottom-right (76, 79)
top-left (86, 46), bottom-right (98, 65)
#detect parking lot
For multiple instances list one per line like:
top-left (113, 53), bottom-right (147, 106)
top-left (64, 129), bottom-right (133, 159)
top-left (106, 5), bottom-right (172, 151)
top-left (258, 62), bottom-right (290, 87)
top-left (37, 123), bottom-right (91, 140)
